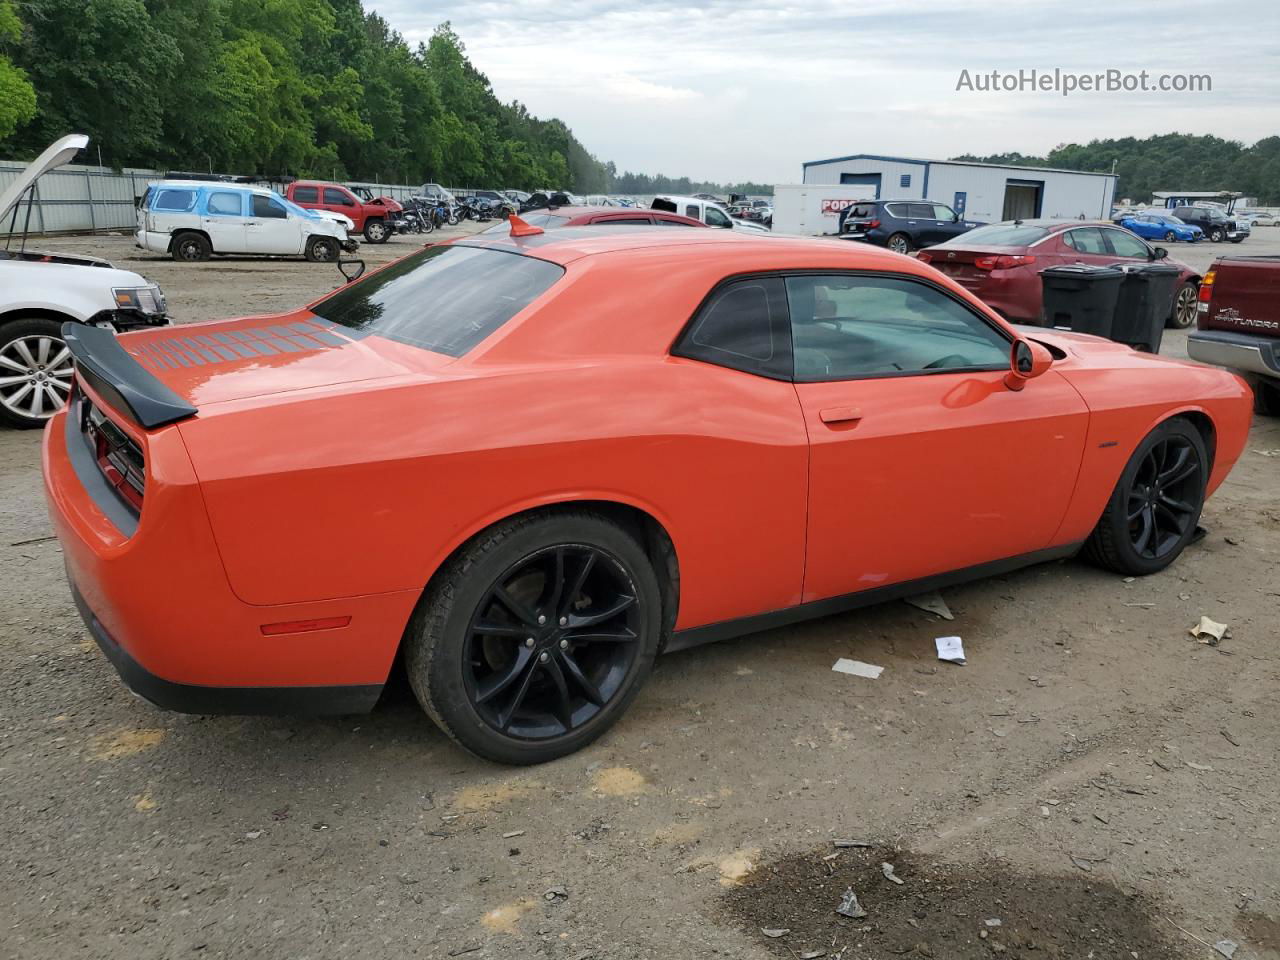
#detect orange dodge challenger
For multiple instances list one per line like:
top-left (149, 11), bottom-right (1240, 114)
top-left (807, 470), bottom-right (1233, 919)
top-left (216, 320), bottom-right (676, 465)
top-left (44, 223), bottom-right (1252, 764)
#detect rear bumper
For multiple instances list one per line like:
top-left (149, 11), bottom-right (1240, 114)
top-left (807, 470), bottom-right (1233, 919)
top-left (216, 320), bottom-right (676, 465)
top-left (68, 575), bottom-right (381, 715)
top-left (1188, 329), bottom-right (1280, 379)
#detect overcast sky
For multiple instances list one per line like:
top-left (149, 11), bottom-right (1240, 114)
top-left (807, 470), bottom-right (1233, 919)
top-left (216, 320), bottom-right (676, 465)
top-left (371, 0), bottom-right (1280, 184)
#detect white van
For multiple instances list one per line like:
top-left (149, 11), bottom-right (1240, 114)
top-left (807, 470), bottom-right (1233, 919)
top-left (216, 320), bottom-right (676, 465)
top-left (135, 181), bottom-right (358, 262)
top-left (652, 195), bottom-right (770, 233)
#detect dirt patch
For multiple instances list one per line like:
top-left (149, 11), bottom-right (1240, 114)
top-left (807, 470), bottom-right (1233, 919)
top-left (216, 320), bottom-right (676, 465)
top-left (720, 846), bottom-right (1192, 959)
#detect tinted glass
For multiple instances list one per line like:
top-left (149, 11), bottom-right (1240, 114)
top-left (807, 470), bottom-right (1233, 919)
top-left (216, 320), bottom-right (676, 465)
top-left (786, 274), bottom-right (1009, 381)
top-left (907, 203), bottom-right (935, 218)
top-left (310, 245), bottom-right (563, 357)
top-left (845, 205), bottom-right (877, 219)
top-left (1104, 229), bottom-right (1150, 258)
top-left (323, 187), bottom-right (352, 205)
top-left (654, 218), bottom-right (696, 227)
top-left (931, 204), bottom-right (956, 220)
top-left (293, 186), bottom-right (319, 203)
top-left (206, 192), bottom-right (242, 216)
top-left (944, 223), bottom-right (1048, 246)
top-left (705, 207), bottom-right (731, 227)
top-left (1064, 227), bottom-right (1107, 253)
top-left (253, 194), bottom-right (288, 218)
top-left (593, 217), bottom-right (653, 225)
top-left (685, 204), bottom-right (700, 219)
top-left (675, 277), bottom-right (790, 379)
top-left (150, 188), bottom-right (196, 212)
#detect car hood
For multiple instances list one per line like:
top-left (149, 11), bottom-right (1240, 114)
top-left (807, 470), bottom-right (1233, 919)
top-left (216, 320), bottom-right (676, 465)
top-left (116, 313), bottom-right (450, 409)
top-left (0, 134), bottom-right (89, 223)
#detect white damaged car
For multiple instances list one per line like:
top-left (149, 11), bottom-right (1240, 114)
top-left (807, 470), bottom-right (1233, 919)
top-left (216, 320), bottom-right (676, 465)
top-left (0, 134), bottom-right (169, 428)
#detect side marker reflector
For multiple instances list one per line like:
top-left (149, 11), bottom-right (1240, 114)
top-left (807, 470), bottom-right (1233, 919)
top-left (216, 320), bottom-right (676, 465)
top-left (260, 616), bottom-right (352, 636)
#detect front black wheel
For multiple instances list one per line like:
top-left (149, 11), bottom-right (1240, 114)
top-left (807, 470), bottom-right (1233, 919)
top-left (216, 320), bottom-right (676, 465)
top-left (305, 236), bottom-right (338, 262)
top-left (1164, 230), bottom-right (1176, 242)
top-left (406, 511), bottom-right (661, 764)
top-left (1085, 418), bottom-right (1207, 575)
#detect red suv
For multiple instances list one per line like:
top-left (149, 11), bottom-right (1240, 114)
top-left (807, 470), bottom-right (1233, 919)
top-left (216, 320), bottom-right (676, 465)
top-left (285, 181), bottom-right (402, 244)
top-left (918, 220), bottom-right (1201, 329)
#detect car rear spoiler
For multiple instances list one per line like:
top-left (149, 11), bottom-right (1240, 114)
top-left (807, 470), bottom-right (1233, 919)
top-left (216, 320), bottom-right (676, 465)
top-left (62, 323), bottom-right (198, 429)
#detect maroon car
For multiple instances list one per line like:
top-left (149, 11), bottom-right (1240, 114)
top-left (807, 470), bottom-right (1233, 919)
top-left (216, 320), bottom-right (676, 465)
top-left (484, 206), bottom-right (705, 233)
top-left (1188, 255), bottom-right (1280, 414)
top-left (917, 220), bottom-right (1201, 329)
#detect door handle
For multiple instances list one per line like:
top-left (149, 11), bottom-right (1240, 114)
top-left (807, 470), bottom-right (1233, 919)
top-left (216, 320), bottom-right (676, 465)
top-left (819, 406), bottom-right (863, 424)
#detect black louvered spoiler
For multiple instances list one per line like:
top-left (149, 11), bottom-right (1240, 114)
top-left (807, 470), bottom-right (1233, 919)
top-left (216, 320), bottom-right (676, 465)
top-left (62, 323), bottom-right (197, 429)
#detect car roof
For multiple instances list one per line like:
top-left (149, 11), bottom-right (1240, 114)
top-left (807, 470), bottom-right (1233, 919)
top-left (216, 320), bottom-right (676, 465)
top-left (147, 179), bottom-right (276, 196)
top-left (456, 223), bottom-right (906, 268)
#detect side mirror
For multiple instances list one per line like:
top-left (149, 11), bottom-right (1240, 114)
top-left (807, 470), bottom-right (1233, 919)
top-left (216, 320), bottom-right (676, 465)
top-left (337, 258), bottom-right (366, 284)
top-left (1151, 246), bottom-right (1168, 260)
top-left (1005, 338), bottom-right (1053, 391)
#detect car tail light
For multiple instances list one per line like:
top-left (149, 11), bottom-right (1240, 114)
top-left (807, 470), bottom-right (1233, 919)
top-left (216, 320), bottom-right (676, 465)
top-left (866, 219), bottom-right (880, 229)
top-left (974, 255), bottom-right (1037, 270)
top-left (81, 392), bottom-right (145, 512)
top-left (1197, 269), bottom-right (1214, 319)
top-left (916, 252), bottom-right (933, 264)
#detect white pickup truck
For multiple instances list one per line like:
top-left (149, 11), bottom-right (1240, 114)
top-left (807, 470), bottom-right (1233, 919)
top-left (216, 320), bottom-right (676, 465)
top-left (652, 195), bottom-right (771, 233)
top-left (0, 135), bottom-right (170, 428)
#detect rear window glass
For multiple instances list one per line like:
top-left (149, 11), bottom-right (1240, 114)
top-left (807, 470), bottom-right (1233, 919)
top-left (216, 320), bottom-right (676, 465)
top-left (149, 188), bottom-right (196, 212)
top-left (944, 223), bottom-right (1049, 246)
top-left (310, 245), bottom-right (564, 357)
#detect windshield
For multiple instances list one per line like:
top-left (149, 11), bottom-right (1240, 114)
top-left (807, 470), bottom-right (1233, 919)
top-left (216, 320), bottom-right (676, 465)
top-left (940, 223), bottom-right (1050, 246)
top-left (309, 244), bottom-right (564, 357)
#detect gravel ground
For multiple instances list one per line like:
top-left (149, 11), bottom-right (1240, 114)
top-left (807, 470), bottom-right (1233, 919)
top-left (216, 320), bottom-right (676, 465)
top-left (2, 226), bottom-right (1278, 960)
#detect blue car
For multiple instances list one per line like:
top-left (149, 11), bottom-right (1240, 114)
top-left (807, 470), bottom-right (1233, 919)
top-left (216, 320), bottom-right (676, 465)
top-left (1115, 211), bottom-right (1203, 243)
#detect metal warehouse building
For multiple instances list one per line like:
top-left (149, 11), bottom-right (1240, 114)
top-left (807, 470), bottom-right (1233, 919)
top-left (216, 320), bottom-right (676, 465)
top-left (801, 153), bottom-right (1117, 222)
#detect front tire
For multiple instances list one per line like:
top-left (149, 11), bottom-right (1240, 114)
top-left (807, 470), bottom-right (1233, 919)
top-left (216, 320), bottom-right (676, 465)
top-left (1167, 282), bottom-right (1199, 329)
top-left (1209, 228), bottom-right (1225, 242)
top-left (363, 219), bottom-right (389, 243)
top-left (1164, 230), bottom-right (1176, 242)
top-left (0, 317), bottom-right (74, 429)
top-left (886, 233), bottom-right (912, 255)
top-left (305, 236), bottom-right (339, 262)
top-left (1084, 418), bottom-right (1207, 576)
top-left (405, 510), bottom-right (662, 765)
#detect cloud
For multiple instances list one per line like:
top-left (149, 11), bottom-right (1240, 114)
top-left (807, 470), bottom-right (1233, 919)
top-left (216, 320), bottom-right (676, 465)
top-left (368, 0), bottom-right (1280, 182)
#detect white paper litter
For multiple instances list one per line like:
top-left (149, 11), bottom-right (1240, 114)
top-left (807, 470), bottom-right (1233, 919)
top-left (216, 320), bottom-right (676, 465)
top-left (905, 590), bottom-right (954, 620)
top-left (832, 658), bottom-right (884, 679)
top-left (1189, 615), bottom-right (1230, 645)
top-left (935, 636), bottom-right (966, 665)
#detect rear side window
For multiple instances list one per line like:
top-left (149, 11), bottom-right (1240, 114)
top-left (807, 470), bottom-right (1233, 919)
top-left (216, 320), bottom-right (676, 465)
top-left (149, 188), bottom-right (196, 212)
top-left (323, 187), bottom-right (352, 205)
top-left (310, 245), bottom-right (563, 357)
top-left (673, 277), bottom-right (791, 379)
top-left (206, 191), bottom-right (242, 216)
top-left (293, 186), bottom-right (319, 204)
top-left (906, 203), bottom-right (935, 218)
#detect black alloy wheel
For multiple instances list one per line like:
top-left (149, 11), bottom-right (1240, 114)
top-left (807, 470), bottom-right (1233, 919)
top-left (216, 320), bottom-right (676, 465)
top-left (463, 544), bottom-right (641, 740)
top-left (406, 510), bottom-right (661, 764)
top-left (1085, 418), bottom-right (1207, 575)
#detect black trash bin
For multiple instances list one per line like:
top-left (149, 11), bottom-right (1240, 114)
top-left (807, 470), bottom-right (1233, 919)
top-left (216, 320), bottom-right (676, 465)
top-left (1111, 262), bottom-right (1182, 353)
top-left (1040, 264), bottom-right (1125, 337)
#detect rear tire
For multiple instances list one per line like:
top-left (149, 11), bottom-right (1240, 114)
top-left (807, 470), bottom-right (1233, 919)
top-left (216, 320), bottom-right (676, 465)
top-left (0, 317), bottom-right (74, 429)
top-left (1167, 282), bottom-right (1199, 329)
top-left (886, 233), bottom-right (912, 255)
top-left (1084, 418), bottom-right (1207, 576)
top-left (171, 232), bottom-right (211, 262)
top-left (405, 510), bottom-right (662, 765)
top-left (305, 236), bottom-right (339, 262)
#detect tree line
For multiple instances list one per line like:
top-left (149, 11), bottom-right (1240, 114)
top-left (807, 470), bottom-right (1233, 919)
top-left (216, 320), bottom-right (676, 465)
top-left (954, 133), bottom-right (1280, 206)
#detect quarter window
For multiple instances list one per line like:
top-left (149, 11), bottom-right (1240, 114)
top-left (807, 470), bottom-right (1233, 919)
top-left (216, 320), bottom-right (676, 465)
top-left (206, 191), bottom-right (242, 216)
top-left (906, 202), bottom-right (935, 218)
top-left (685, 204), bottom-right (700, 219)
top-left (786, 274), bottom-right (1009, 381)
top-left (293, 186), bottom-right (319, 204)
top-left (674, 277), bottom-right (791, 379)
top-left (149, 188), bottom-right (196, 212)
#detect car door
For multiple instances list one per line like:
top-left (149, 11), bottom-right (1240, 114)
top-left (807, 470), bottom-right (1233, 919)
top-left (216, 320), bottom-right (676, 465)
top-left (323, 186), bottom-right (360, 228)
top-left (786, 272), bottom-right (1089, 602)
top-left (1059, 226), bottom-right (1115, 267)
top-left (705, 206), bottom-right (734, 229)
top-left (247, 193), bottom-right (303, 255)
top-left (201, 190), bottom-right (248, 253)
top-left (1101, 226), bottom-right (1154, 263)
top-left (922, 203), bottom-right (962, 245)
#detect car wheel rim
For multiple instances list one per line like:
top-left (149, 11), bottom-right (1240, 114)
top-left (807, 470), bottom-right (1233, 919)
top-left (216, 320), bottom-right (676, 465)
top-left (316, 241), bottom-right (334, 260)
top-left (1176, 286), bottom-right (1197, 326)
top-left (889, 237), bottom-right (908, 253)
top-left (0, 335), bottom-right (73, 420)
top-left (179, 240), bottom-right (201, 260)
top-left (369, 223), bottom-right (385, 241)
top-left (463, 543), bottom-right (642, 741)
top-left (1126, 436), bottom-right (1201, 561)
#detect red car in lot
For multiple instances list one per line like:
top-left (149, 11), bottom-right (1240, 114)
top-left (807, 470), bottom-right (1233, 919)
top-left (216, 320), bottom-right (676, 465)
top-left (285, 180), bottom-right (403, 244)
top-left (918, 220), bottom-right (1202, 329)
top-left (484, 206), bottom-right (705, 231)
top-left (44, 225), bottom-right (1251, 764)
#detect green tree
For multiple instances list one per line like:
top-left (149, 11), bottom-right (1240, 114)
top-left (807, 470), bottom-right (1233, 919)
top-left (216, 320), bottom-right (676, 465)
top-left (0, 0), bottom-right (36, 139)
